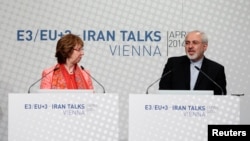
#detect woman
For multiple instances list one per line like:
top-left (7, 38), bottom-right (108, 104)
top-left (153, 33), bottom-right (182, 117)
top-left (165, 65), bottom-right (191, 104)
top-left (40, 33), bottom-right (93, 89)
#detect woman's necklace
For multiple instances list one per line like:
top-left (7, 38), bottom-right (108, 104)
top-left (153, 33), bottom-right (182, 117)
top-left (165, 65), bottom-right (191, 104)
top-left (65, 65), bottom-right (75, 74)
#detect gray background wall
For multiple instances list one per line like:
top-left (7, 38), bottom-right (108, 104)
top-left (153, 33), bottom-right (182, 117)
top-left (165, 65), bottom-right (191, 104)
top-left (0, 0), bottom-right (249, 140)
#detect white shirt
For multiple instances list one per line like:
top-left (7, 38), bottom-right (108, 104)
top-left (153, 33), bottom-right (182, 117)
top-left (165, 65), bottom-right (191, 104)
top-left (190, 58), bottom-right (203, 90)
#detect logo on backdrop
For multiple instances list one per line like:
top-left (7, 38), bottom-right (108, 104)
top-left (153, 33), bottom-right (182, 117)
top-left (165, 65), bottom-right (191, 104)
top-left (16, 29), bottom-right (186, 57)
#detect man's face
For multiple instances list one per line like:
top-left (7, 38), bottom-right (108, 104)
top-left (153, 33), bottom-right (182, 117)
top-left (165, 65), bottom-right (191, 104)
top-left (185, 32), bottom-right (207, 62)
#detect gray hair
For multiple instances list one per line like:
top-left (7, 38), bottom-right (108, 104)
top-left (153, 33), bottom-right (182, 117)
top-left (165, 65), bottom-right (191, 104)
top-left (186, 30), bottom-right (208, 44)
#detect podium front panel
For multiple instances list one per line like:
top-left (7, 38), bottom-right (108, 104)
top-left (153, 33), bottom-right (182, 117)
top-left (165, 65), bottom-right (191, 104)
top-left (129, 94), bottom-right (240, 141)
top-left (9, 93), bottom-right (119, 141)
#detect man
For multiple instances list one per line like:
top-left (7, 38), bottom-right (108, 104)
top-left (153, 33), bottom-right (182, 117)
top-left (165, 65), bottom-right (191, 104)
top-left (159, 30), bottom-right (227, 95)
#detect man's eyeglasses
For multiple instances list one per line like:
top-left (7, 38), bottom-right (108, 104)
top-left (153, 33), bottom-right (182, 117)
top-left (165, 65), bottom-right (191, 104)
top-left (184, 41), bottom-right (202, 46)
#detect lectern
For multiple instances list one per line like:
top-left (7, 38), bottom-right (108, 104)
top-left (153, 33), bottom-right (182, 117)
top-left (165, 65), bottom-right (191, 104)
top-left (129, 93), bottom-right (247, 141)
top-left (8, 92), bottom-right (119, 141)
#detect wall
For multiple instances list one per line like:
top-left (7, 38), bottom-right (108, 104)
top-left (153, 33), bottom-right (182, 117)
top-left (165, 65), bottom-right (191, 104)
top-left (0, 0), bottom-right (249, 140)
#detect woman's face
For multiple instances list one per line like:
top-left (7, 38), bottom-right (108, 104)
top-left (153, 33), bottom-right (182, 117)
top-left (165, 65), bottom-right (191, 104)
top-left (67, 44), bottom-right (84, 64)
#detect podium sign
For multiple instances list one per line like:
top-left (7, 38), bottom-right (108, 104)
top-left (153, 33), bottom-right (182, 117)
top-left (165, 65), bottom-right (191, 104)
top-left (9, 93), bottom-right (119, 141)
top-left (129, 94), bottom-right (240, 141)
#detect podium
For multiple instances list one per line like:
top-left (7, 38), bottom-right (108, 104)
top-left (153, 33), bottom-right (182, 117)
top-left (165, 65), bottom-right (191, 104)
top-left (129, 94), bottom-right (248, 141)
top-left (8, 93), bottom-right (119, 141)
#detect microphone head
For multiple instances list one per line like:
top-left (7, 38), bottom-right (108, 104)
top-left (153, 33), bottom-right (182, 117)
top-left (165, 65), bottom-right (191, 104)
top-left (81, 66), bottom-right (84, 70)
top-left (194, 66), bottom-right (200, 70)
top-left (54, 67), bottom-right (59, 71)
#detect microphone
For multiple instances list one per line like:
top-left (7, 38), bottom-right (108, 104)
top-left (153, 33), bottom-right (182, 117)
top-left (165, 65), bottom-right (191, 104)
top-left (146, 70), bottom-right (172, 94)
top-left (194, 66), bottom-right (224, 95)
top-left (28, 67), bottom-right (59, 93)
top-left (81, 66), bottom-right (105, 93)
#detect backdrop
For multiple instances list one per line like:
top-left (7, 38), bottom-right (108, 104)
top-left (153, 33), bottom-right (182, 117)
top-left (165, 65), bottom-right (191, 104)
top-left (0, 0), bottom-right (249, 140)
